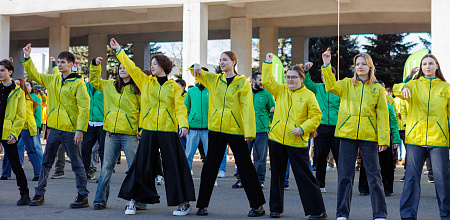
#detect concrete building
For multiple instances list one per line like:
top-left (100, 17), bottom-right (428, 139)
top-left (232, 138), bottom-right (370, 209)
top-left (0, 0), bottom-right (447, 84)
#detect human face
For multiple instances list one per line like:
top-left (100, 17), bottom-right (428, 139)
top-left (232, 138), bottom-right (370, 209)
top-left (252, 75), bottom-right (263, 90)
top-left (119, 64), bottom-right (130, 80)
top-left (25, 82), bottom-right (32, 93)
top-left (150, 58), bottom-right (164, 76)
top-left (355, 57), bottom-right (370, 79)
top-left (285, 70), bottom-right (303, 91)
top-left (0, 65), bottom-right (12, 82)
top-left (15, 79), bottom-right (20, 86)
top-left (57, 58), bottom-right (73, 73)
top-left (220, 53), bottom-right (235, 73)
top-left (421, 57), bottom-right (438, 78)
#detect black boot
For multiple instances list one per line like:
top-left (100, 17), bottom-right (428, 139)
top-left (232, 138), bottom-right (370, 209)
top-left (29, 195), bottom-right (45, 206)
top-left (17, 194), bottom-right (31, 206)
top-left (248, 206), bottom-right (265, 217)
top-left (70, 194), bottom-right (89, 208)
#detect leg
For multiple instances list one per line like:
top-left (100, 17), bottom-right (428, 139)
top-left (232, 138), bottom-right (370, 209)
top-left (219, 147), bottom-right (227, 173)
top-left (185, 130), bottom-right (201, 170)
top-left (54, 144), bottom-right (66, 172)
top-left (379, 143), bottom-right (394, 194)
top-left (315, 125), bottom-right (332, 188)
top-left (33, 128), bottom-right (43, 158)
top-left (60, 131), bottom-right (88, 196)
top-left (22, 130), bottom-right (42, 178)
top-left (428, 147), bottom-right (450, 219)
top-left (81, 125), bottom-right (97, 177)
top-left (336, 138), bottom-right (358, 218)
top-left (35, 129), bottom-right (62, 195)
top-left (1, 141), bottom-right (29, 195)
top-left (253, 133), bottom-right (268, 183)
top-left (269, 140), bottom-right (288, 213)
top-left (358, 159), bottom-right (369, 194)
top-left (2, 153), bottom-right (12, 178)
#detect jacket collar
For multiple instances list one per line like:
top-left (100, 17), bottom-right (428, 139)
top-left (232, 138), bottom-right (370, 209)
top-left (418, 75), bottom-right (442, 85)
top-left (61, 73), bottom-right (82, 86)
top-left (219, 73), bottom-right (244, 85)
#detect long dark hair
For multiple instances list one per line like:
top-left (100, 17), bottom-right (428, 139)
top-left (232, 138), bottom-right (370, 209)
top-left (16, 78), bottom-right (40, 109)
top-left (415, 54), bottom-right (446, 82)
top-left (115, 63), bottom-right (140, 94)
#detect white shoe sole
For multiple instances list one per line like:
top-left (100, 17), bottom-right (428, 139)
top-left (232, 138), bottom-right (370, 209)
top-left (173, 205), bottom-right (192, 216)
top-left (125, 210), bottom-right (136, 215)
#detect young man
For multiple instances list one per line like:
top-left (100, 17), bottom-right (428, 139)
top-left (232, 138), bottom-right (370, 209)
top-left (22, 44), bottom-right (91, 208)
top-left (0, 59), bottom-right (30, 205)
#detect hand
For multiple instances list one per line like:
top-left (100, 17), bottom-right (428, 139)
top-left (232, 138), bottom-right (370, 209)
top-left (8, 57), bottom-right (13, 63)
top-left (322, 48), bottom-right (331, 66)
top-left (393, 144), bottom-right (399, 150)
top-left (95, 57), bottom-right (103, 65)
top-left (135, 133), bottom-right (140, 140)
top-left (74, 60), bottom-right (81, 69)
top-left (270, 107), bottom-right (275, 113)
top-left (74, 131), bottom-right (83, 145)
top-left (409, 67), bottom-right (419, 78)
top-left (292, 127), bottom-right (304, 136)
top-left (265, 53), bottom-right (273, 63)
top-left (110, 38), bottom-right (121, 51)
top-left (179, 128), bottom-right (188, 138)
top-left (50, 57), bottom-right (56, 62)
top-left (193, 64), bottom-right (202, 76)
top-left (378, 145), bottom-right (388, 152)
top-left (303, 62), bottom-right (313, 72)
top-left (245, 138), bottom-right (254, 141)
top-left (23, 43), bottom-right (32, 59)
top-left (6, 134), bottom-right (16, 144)
top-left (401, 87), bottom-right (411, 99)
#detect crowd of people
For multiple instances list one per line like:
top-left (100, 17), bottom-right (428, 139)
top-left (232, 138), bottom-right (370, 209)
top-left (0, 39), bottom-right (449, 220)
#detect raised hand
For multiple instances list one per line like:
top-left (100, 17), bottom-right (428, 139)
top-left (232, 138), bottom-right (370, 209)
top-left (23, 43), bottom-right (32, 59)
top-left (409, 67), bottom-right (419, 78)
top-left (50, 57), bottom-right (56, 62)
top-left (74, 60), bottom-right (81, 68)
top-left (193, 64), bottom-right (202, 77)
top-left (304, 62), bottom-right (313, 72)
top-left (110, 38), bottom-right (121, 51)
top-left (266, 53), bottom-right (273, 63)
top-left (322, 48), bottom-right (331, 66)
top-left (401, 87), bottom-right (411, 99)
top-left (95, 57), bottom-right (103, 65)
top-left (8, 57), bottom-right (13, 63)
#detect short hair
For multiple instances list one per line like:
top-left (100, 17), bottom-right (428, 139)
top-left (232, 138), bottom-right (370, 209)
top-left (252, 72), bottom-right (262, 80)
top-left (201, 67), bottom-right (209, 72)
top-left (0, 59), bottom-right (14, 75)
top-left (151, 55), bottom-right (173, 75)
top-left (58, 51), bottom-right (75, 64)
top-left (176, 78), bottom-right (186, 88)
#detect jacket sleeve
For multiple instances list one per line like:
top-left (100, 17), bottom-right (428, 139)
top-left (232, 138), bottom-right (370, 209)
top-left (304, 72), bottom-right (318, 94)
top-left (22, 58), bottom-right (57, 89)
top-left (184, 90), bottom-right (191, 116)
top-left (299, 93), bottom-right (322, 135)
top-left (75, 82), bottom-right (90, 132)
top-left (188, 67), bottom-right (218, 90)
top-left (240, 80), bottom-right (256, 139)
top-left (89, 62), bottom-right (108, 93)
top-left (321, 63), bottom-right (345, 97)
top-left (11, 92), bottom-right (26, 140)
top-left (261, 62), bottom-right (283, 99)
top-left (400, 99), bottom-right (408, 128)
top-left (376, 91), bottom-right (391, 146)
top-left (174, 84), bottom-right (189, 129)
top-left (115, 49), bottom-right (150, 90)
top-left (388, 104), bottom-right (401, 144)
top-left (393, 80), bottom-right (413, 102)
top-left (26, 100), bottom-right (37, 137)
top-left (268, 93), bottom-right (276, 123)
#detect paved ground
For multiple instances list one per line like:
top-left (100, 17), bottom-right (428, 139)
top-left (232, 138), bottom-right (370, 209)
top-left (0, 154), bottom-right (442, 220)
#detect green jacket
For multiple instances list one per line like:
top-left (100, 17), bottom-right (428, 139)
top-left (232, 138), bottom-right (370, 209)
top-left (85, 82), bottom-right (104, 122)
top-left (184, 85), bottom-right (209, 129)
top-left (253, 89), bottom-right (275, 133)
top-left (304, 72), bottom-right (340, 126)
top-left (30, 93), bottom-right (42, 128)
top-left (388, 102), bottom-right (401, 145)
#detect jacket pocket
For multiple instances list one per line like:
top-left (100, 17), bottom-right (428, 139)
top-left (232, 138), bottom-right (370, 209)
top-left (337, 115), bottom-right (351, 130)
top-left (189, 113), bottom-right (197, 124)
top-left (230, 111), bottom-right (240, 128)
top-left (2, 120), bottom-right (12, 139)
top-left (125, 114), bottom-right (133, 130)
top-left (270, 120), bottom-right (280, 132)
top-left (166, 109), bottom-right (175, 125)
top-left (141, 108), bottom-right (152, 122)
top-left (436, 121), bottom-right (447, 140)
top-left (368, 117), bottom-right (376, 133)
top-left (209, 109), bottom-right (218, 124)
top-left (407, 121), bottom-right (419, 137)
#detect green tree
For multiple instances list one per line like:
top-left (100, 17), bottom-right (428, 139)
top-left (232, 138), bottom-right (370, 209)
top-left (278, 38), bottom-right (292, 68)
top-left (69, 46), bottom-right (89, 77)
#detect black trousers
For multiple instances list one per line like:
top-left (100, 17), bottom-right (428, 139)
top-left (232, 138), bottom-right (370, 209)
top-left (81, 125), bottom-right (106, 176)
top-left (118, 130), bottom-right (195, 206)
top-left (2, 140), bottom-right (29, 195)
top-left (314, 125), bottom-right (340, 188)
top-left (197, 131), bottom-right (265, 209)
top-left (359, 144), bottom-right (395, 194)
top-left (269, 140), bottom-right (326, 215)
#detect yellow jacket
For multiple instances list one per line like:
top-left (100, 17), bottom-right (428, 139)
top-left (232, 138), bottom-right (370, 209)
top-left (394, 97), bottom-right (406, 131)
top-left (262, 63), bottom-right (322, 147)
top-left (393, 76), bottom-right (450, 147)
top-left (387, 96), bottom-right (394, 106)
top-left (89, 63), bottom-right (140, 135)
top-left (321, 64), bottom-right (390, 146)
top-left (116, 49), bottom-right (188, 132)
top-left (23, 98), bottom-right (37, 137)
top-left (23, 58), bottom-right (90, 133)
top-left (2, 84), bottom-right (26, 141)
top-left (189, 67), bottom-right (256, 139)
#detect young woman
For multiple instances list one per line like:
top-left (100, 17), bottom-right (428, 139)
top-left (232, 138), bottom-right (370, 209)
top-left (110, 38), bottom-right (195, 216)
top-left (393, 54), bottom-right (450, 220)
top-left (26, 81), bottom-right (43, 159)
top-left (321, 49), bottom-right (390, 220)
top-left (191, 51), bottom-right (265, 217)
top-left (262, 53), bottom-right (326, 219)
top-left (89, 58), bottom-right (142, 210)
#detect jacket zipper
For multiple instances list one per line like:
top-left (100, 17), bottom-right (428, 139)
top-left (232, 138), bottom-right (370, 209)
top-left (282, 92), bottom-right (294, 144)
top-left (425, 79), bottom-right (432, 144)
top-left (219, 79), bottom-right (230, 132)
top-left (157, 83), bottom-right (163, 131)
top-left (200, 89), bottom-right (203, 128)
top-left (356, 83), bottom-right (365, 139)
top-left (113, 87), bottom-right (124, 133)
top-left (57, 84), bottom-right (63, 128)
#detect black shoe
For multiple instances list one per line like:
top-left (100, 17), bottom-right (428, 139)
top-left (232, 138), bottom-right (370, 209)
top-left (284, 183), bottom-right (289, 189)
top-left (196, 208), bottom-right (208, 216)
top-left (428, 176), bottom-right (435, 183)
top-left (248, 206), bottom-right (265, 217)
top-left (309, 212), bottom-right (327, 219)
top-left (0, 176), bottom-right (8, 180)
top-left (29, 195), bottom-right (45, 206)
top-left (32, 177), bottom-right (39, 181)
top-left (360, 192), bottom-right (369, 196)
top-left (232, 180), bottom-right (243, 189)
top-left (270, 212), bottom-right (281, 218)
top-left (400, 176), bottom-right (405, 182)
top-left (312, 166), bottom-right (317, 171)
top-left (385, 192), bottom-right (393, 197)
top-left (17, 195), bottom-right (31, 206)
top-left (234, 172), bottom-right (238, 177)
top-left (70, 194), bottom-right (89, 208)
top-left (94, 203), bottom-right (106, 210)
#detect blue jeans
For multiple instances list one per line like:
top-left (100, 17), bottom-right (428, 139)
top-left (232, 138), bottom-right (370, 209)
top-left (400, 145), bottom-right (450, 220)
top-left (2, 130), bottom-right (42, 178)
top-left (336, 139), bottom-right (386, 219)
top-left (185, 130), bottom-right (209, 170)
top-left (220, 148), bottom-right (227, 172)
top-left (34, 129), bottom-right (43, 158)
top-left (94, 134), bottom-right (139, 206)
top-left (246, 133), bottom-right (268, 181)
top-left (35, 129), bottom-right (88, 196)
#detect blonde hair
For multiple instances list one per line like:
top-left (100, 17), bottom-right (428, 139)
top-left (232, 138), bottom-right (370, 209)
top-left (351, 53), bottom-right (376, 88)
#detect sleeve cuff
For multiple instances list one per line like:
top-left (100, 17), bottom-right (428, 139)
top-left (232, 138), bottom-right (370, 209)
top-left (115, 48), bottom-right (122, 56)
top-left (91, 58), bottom-right (98, 66)
top-left (22, 57), bottom-right (31, 63)
top-left (298, 126), bottom-right (304, 135)
top-left (321, 63), bottom-right (331, 68)
top-left (263, 61), bottom-right (272, 64)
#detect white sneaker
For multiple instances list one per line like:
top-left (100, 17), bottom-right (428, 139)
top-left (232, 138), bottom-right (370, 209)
top-left (326, 166), bottom-right (334, 172)
top-left (217, 170), bottom-right (226, 178)
top-left (125, 200), bottom-right (136, 215)
top-left (320, 188), bottom-right (326, 193)
top-left (374, 218), bottom-right (386, 220)
top-left (423, 170), bottom-right (429, 175)
top-left (214, 180), bottom-right (218, 187)
top-left (156, 175), bottom-right (164, 185)
top-left (191, 170), bottom-right (193, 176)
top-left (336, 217), bottom-right (347, 220)
top-left (173, 202), bottom-right (192, 216)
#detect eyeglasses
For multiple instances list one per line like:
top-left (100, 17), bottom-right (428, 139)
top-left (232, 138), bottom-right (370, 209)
top-left (285, 76), bottom-right (299, 80)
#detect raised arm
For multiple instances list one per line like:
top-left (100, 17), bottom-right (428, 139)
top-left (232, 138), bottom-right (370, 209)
top-left (89, 57), bottom-right (109, 93)
top-left (321, 49), bottom-right (345, 97)
top-left (261, 53), bottom-right (283, 99)
top-left (189, 64), bottom-right (218, 90)
top-left (22, 44), bottom-right (56, 88)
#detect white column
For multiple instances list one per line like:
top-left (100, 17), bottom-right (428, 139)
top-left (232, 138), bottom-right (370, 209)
top-left (259, 27), bottom-right (278, 71)
top-left (0, 15), bottom-right (10, 60)
top-left (182, 2), bottom-right (208, 85)
top-left (291, 36), bottom-right (309, 65)
top-left (88, 33), bottom-right (107, 79)
top-left (10, 41), bottom-right (24, 79)
top-left (49, 19), bottom-right (70, 59)
top-left (432, 0), bottom-right (450, 78)
top-left (133, 42), bottom-right (150, 71)
top-left (231, 17), bottom-right (252, 77)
